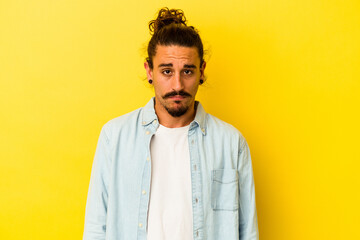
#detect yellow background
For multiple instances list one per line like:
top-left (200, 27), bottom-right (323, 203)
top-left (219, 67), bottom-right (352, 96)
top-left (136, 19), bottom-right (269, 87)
top-left (1, 0), bottom-right (359, 239)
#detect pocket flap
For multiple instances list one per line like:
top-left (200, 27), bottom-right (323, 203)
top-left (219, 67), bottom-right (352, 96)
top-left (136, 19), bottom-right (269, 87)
top-left (212, 169), bottom-right (238, 183)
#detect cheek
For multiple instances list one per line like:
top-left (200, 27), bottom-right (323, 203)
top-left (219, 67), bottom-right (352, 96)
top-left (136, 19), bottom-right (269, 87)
top-left (153, 82), bottom-right (168, 96)
top-left (188, 83), bottom-right (199, 95)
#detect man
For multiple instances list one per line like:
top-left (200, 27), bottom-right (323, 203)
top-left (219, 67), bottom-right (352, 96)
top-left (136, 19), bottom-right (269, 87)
top-left (83, 7), bottom-right (258, 240)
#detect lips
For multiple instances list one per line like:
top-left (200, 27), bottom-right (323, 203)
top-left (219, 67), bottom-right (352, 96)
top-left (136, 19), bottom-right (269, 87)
top-left (169, 95), bottom-right (187, 101)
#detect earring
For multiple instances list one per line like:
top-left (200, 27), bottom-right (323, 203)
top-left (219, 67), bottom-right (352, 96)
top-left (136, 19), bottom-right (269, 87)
top-left (200, 79), bottom-right (204, 84)
top-left (148, 79), bottom-right (153, 84)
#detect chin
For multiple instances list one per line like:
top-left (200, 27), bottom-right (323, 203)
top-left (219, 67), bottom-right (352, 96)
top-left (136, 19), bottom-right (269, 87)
top-left (166, 106), bottom-right (189, 117)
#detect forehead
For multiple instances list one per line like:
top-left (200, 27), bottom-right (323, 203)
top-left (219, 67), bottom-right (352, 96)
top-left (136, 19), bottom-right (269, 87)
top-left (153, 45), bottom-right (200, 66)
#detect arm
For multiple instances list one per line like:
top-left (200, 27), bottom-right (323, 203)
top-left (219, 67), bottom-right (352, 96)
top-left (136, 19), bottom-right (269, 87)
top-left (83, 126), bottom-right (112, 240)
top-left (238, 139), bottom-right (259, 240)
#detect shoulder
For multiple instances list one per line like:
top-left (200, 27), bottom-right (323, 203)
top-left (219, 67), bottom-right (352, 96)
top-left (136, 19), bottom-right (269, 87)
top-left (205, 113), bottom-right (247, 147)
top-left (100, 107), bottom-right (143, 139)
top-left (206, 113), bottom-right (242, 136)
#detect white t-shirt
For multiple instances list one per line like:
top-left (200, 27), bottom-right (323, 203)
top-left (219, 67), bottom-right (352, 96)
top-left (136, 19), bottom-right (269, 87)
top-left (147, 124), bottom-right (193, 240)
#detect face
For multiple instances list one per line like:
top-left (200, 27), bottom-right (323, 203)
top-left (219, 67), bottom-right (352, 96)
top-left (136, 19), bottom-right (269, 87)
top-left (145, 45), bottom-right (206, 118)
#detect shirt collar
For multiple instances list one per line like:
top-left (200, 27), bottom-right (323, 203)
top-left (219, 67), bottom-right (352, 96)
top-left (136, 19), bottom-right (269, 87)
top-left (192, 101), bottom-right (207, 135)
top-left (141, 98), bottom-right (158, 126)
top-left (141, 97), bottom-right (207, 135)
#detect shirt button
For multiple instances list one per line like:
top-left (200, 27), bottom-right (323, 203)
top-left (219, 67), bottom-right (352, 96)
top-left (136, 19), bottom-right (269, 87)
top-left (201, 128), bottom-right (205, 133)
top-left (146, 157), bottom-right (150, 162)
top-left (142, 121), bottom-right (146, 124)
top-left (146, 131), bottom-right (150, 135)
top-left (195, 198), bottom-right (198, 203)
top-left (153, 119), bottom-right (157, 123)
top-left (142, 190), bottom-right (146, 195)
top-left (191, 140), bottom-right (194, 144)
top-left (196, 230), bottom-right (199, 237)
top-left (194, 165), bottom-right (197, 171)
top-left (139, 223), bottom-right (143, 228)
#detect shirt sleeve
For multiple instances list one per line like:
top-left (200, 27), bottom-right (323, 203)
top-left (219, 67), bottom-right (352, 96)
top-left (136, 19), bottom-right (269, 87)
top-left (83, 126), bottom-right (112, 240)
top-left (238, 139), bottom-right (259, 240)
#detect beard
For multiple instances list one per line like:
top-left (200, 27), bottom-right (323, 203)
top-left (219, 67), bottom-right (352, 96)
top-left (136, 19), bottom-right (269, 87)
top-left (161, 90), bottom-right (192, 117)
top-left (164, 103), bottom-right (189, 117)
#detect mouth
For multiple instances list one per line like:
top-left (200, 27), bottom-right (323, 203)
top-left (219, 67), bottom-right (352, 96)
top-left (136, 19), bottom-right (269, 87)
top-left (168, 95), bottom-right (187, 101)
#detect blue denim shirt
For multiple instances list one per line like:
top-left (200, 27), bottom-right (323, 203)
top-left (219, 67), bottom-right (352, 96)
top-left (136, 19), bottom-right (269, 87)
top-left (83, 98), bottom-right (259, 240)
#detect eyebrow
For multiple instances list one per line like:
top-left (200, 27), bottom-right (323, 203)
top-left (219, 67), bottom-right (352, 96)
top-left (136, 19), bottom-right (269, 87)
top-left (184, 64), bottom-right (197, 69)
top-left (158, 63), bottom-right (197, 69)
top-left (158, 63), bottom-right (173, 68)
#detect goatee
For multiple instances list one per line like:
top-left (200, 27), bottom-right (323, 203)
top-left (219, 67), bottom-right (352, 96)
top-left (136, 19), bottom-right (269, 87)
top-left (164, 104), bottom-right (189, 117)
top-left (162, 90), bottom-right (192, 117)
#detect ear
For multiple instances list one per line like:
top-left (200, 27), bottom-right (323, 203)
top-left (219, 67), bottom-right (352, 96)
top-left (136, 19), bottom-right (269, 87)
top-left (144, 61), bottom-right (153, 82)
top-left (200, 61), bottom-right (206, 81)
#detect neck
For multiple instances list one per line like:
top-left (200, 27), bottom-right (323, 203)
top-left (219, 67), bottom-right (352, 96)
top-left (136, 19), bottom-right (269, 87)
top-left (154, 100), bottom-right (196, 128)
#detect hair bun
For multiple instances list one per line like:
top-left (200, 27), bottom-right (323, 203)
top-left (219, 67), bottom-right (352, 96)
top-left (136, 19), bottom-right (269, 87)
top-left (149, 8), bottom-right (187, 34)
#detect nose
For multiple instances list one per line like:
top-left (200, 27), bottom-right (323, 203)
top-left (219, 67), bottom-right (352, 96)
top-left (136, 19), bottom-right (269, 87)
top-left (171, 72), bottom-right (184, 92)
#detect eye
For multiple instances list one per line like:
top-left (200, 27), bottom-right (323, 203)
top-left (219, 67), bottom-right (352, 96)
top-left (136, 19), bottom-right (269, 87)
top-left (183, 69), bottom-right (193, 75)
top-left (162, 69), bottom-right (172, 75)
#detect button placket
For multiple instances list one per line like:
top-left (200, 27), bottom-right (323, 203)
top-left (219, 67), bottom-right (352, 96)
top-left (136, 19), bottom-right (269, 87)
top-left (137, 127), bottom-right (153, 238)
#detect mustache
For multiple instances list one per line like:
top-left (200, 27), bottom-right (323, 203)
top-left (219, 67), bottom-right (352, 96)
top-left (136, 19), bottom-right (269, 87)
top-left (163, 90), bottom-right (192, 99)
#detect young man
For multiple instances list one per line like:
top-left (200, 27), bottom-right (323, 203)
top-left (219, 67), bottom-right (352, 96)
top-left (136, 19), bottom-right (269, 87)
top-left (83, 8), bottom-right (258, 240)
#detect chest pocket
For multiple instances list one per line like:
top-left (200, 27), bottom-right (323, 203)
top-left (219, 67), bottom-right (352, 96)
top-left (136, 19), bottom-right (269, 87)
top-left (211, 169), bottom-right (239, 211)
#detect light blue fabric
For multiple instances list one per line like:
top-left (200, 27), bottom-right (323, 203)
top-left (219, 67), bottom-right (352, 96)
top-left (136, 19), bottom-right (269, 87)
top-left (83, 98), bottom-right (259, 240)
